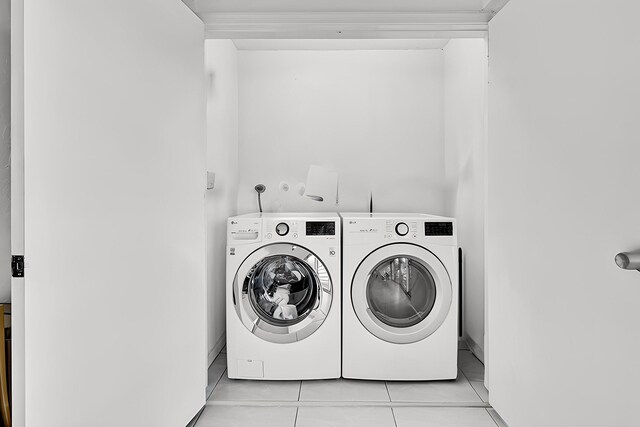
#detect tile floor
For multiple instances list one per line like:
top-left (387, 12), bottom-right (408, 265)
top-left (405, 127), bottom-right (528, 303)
top-left (195, 346), bottom-right (509, 427)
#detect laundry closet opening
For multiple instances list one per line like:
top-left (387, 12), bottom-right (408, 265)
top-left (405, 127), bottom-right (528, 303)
top-left (204, 38), bottom-right (488, 370)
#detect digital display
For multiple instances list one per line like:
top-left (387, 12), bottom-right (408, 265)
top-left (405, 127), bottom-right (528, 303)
top-left (306, 221), bottom-right (336, 236)
top-left (425, 222), bottom-right (453, 236)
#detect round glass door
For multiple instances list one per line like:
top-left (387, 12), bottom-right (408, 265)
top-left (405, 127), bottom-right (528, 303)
top-left (352, 243), bottom-right (452, 344)
top-left (234, 244), bottom-right (332, 343)
top-left (366, 256), bottom-right (437, 328)
top-left (247, 255), bottom-right (320, 326)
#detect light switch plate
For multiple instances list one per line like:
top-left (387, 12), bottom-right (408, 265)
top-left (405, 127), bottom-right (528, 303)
top-left (207, 171), bottom-right (216, 190)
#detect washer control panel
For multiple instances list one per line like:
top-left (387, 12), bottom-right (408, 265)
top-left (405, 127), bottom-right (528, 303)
top-left (228, 218), bottom-right (261, 242)
top-left (263, 219), bottom-right (337, 241)
top-left (264, 220), bottom-right (299, 240)
top-left (306, 221), bottom-right (336, 236)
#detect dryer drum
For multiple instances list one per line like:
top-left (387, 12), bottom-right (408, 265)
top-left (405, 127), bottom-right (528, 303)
top-left (366, 256), bottom-right (437, 329)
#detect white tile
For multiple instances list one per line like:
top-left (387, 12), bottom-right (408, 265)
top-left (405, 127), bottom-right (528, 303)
top-left (386, 370), bottom-right (482, 403)
top-left (299, 378), bottom-right (390, 402)
top-left (393, 407), bottom-right (498, 427)
top-left (295, 407), bottom-right (396, 427)
top-left (211, 374), bottom-right (301, 402)
top-left (458, 350), bottom-right (484, 382)
top-left (206, 353), bottom-right (227, 399)
top-left (195, 405), bottom-right (296, 427)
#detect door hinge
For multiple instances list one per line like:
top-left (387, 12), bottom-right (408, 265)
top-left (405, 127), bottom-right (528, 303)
top-left (12, 255), bottom-right (25, 278)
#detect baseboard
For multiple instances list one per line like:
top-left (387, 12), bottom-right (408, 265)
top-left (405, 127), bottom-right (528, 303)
top-left (208, 333), bottom-right (226, 367)
top-left (464, 335), bottom-right (485, 363)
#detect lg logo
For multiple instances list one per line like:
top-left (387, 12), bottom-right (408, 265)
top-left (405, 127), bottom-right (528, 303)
top-left (329, 248), bottom-right (336, 257)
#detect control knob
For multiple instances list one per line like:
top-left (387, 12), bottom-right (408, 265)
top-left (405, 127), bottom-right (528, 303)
top-left (276, 222), bottom-right (289, 236)
top-left (395, 222), bottom-right (409, 236)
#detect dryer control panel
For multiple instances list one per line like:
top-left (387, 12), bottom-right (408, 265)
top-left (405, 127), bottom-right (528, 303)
top-left (343, 216), bottom-right (456, 246)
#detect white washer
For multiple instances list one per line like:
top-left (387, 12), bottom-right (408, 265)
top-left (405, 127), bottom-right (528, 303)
top-left (226, 213), bottom-right (341, 380)
top-left (341, 213), bottom-right (458, 380)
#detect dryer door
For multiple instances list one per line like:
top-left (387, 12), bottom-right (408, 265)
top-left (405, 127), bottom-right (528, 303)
top-left (233, 243), bottom-right (333, 343)
top-left (352, 243), bottom-right (452, 344)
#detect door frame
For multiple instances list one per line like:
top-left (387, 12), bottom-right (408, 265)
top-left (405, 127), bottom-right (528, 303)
top-left (10, 0), bottom-right (25, 425)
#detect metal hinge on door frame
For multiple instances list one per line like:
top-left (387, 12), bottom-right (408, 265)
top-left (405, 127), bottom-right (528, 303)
top-left (11, 255), bottom-right (25, 278)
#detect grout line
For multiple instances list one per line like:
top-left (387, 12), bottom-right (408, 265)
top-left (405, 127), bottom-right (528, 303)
top-left (293, 407), bottom-right (300, 427)
top-left (469, 350), bottom-right (484, 366)
top-left (205, 363), bottom-right (227, 401)
top-left (383, 381), bottom-right (393, 403)
top-left (390, 407), bottom-right (399, 427)
top-left (487, 408), bottom-right (510, 427)
top-left (207, 368), bottom-right (227, 401)
top-left (486, 408), bottom-right (501, 427)
top-left (458, 368), bottom-right (484, 403)
top-left (206, 400), bottom-right (492, 408)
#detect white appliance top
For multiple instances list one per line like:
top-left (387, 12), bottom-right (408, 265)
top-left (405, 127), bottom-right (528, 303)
top-left (340, 212), bottom-right (454, 221)
top-left (233, 212), bottom-right (340, 220)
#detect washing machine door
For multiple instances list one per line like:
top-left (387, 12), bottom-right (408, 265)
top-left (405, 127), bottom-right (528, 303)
top-left (351, 243), bottom-right (452, 344)
top-left (233, 243), bottom-right (333, 344)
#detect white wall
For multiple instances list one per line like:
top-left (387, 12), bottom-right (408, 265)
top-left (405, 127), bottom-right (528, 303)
top-left (488, 1), bottom-right (640, 426)
top-left (205, 40), bottom-right (238, 364)
top-left (443, 39), bottom-right (487, 359)
top-left (0, 0), bottom-right (10, 303)
top-left (236, 50), bottom-right (445, 214)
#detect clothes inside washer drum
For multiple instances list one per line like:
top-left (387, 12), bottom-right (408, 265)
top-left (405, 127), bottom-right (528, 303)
top-left (249, 255), bottom-right (319, 325)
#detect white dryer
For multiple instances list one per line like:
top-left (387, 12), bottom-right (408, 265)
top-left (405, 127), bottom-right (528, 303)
top-left (226, 213), bottom-right (341, 380)
top-left (341, 213), bottom-right (458, 381)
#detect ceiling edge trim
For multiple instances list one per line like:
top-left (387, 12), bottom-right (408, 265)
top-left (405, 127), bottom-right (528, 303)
top-left (201, 12), bottom-right (490, 39)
